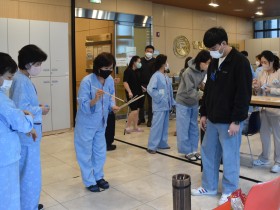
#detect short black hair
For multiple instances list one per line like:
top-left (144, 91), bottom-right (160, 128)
top-left (0, 53), bottom-right (17, 75)
top-left (194, 50), bottom-right (211, 70)
top-left (154, 54), bottom-right (167, 70)
top-left (93, 52), bottom-right (116, 73)
top-left (240, 51), bottom-right (248, 57)
top-left (145, 45), bottom-right (154, 52)
top-left (18, 44), bottom-right (47, 70)
top-left (261, 50), bottom-right (280, 71)
top-left (203, 27), bottom-right (228, 48)
top-left (128, 55), bottom-right (140, 69)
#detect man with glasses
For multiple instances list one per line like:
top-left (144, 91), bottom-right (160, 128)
top-left (191, 27), bottom-right (252, 206)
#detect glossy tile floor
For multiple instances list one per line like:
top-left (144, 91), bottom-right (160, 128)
top-left (41, 118), bottom-right (279, 210)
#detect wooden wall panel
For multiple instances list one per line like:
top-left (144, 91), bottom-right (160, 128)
top-left (18, 0), bottom-right (70, 7)
top-left (18, 1), bottom-right (70, 22)
top-left (0, 0), bottom-right (19, 18)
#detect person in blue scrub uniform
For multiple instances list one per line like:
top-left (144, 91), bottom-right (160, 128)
top-left (146, 54), bottom-right (175, 154)
top-left (74, 52), bottom-right (120, 192)
top-left (10, 45), bottom-right (49, 210)
top-left (0, 52), bottom-right (36, 210)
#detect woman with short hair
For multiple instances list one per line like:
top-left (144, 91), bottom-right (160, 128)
top-left (10, 44), bottom-right (49, 210)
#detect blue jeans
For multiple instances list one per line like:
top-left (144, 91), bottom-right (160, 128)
top-left (176, 103), bottom-right (199, 154)
top-left (201, 120), bottom-right (243, 194)
top-left (147, 110), bottom-right (170, 150)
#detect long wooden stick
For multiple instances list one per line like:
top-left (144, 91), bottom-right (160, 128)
top-left (92, 86), bottom-right (125, 102)
top-left (118, 95), bottom-right (145, 110)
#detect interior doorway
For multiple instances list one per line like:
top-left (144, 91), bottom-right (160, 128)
top-left (74, 8), bottom-right (152, 117)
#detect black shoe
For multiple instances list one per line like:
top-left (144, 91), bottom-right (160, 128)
top-left (147, 121), bottom-right (151, 127)
top-left (96, 179), bottom-right (109, 189)
top-left (87, 184), bottom-right (100, 192)
top-left (138, 119), bottom-right (145, 125)
top-left (107, 144), bottom-right (117, 151)
top-left (38, 204), bottom-right (44, 210)
top-left (146, 149), bottom-right (156, 154)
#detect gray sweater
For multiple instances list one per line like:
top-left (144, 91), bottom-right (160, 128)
top-left (176, 59), bottom-right (206, 106)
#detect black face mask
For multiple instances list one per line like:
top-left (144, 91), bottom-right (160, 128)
top-left (95, 69), bottom-right (112, 79)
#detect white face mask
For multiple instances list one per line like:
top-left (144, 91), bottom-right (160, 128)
top-left (262, 64), bottom-right (270, 71)
top-left (145, 52), bottom-right (153, 59)
top-left (210, 44), bottom-right (224, 59)
top-left (255, 61), bottom-right (260, 66)
top-left (136, 62), bottom-right (142, 69)
top-left (164, 63), bottom-right (169, 71)
top-left (1, 79), bottom-right (13, 91)
top-left (27, 65), bottom-right (42, 76)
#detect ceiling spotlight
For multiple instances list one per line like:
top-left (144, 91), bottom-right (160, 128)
top-left (209, 0), bottom-right (219, 7)
top-left (248, 0), bottom-right (254, 2)
top-left (255, 11), bottom-right (263, 15)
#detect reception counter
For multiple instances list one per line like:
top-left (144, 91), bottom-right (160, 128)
top-left (250, 96), bottom-right (280, 108)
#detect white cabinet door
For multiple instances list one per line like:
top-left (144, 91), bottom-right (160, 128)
top-left (51, 76), bottom-right (70, 130)
top-left (8, 19), bottom-right (29, 62)
top-left (30, 20), bottom-right (50, 77)
top-left (31, 77), bottom-right (53, 132)
top-left (50, 22), bottom-right (69, 76)
top-left (0, 18), bottom-right (8, 53)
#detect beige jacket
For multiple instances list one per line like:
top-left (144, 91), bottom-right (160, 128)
top-left (256, 69), bottom-right (280, 115)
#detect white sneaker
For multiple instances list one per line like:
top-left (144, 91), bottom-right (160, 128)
top-left (271, 164), bottom-right (280, 173)
top-left (191, 186), bottom-right (217, 196)
top-left (253, 159), bottom-right (270, 166)
top-left (218, 193), bottom-right (231, 206)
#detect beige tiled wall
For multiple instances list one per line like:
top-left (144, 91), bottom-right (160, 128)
top-left (245, 38), bottom-right (280, 65)
top-left (153, 4), bottom-right (253, 74)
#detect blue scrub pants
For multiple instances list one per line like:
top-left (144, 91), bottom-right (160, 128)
top-left (147, 110), bottom-right (170, 150)
top-left (176, 103), bottom-right (199, 154)
top-left (20, 142), bottom-right (42, 210)
top-left (0, 162), bottom-right (20, 210)
top-left (74, 124), bottom-right (106, 187)
top-left (201, 120), bottom-right (243, 194)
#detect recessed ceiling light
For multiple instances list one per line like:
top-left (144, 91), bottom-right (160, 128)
top-left (255, 11), bottom-right (263, 15)
top-left (248, 0), bottom-right (254, 2)
top-left (209, 0), bottom-right (219, 7)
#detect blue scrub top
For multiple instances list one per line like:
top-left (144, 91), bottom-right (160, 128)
top-left (0, 90), bottom-right (33, 166)
top-left (75, 74), bottom-right (115, 128)
top-left (147, 71), bottom-right (175, 112)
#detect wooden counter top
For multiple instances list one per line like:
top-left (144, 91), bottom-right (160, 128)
top-left (250, 96), bottom-right (280, 108)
